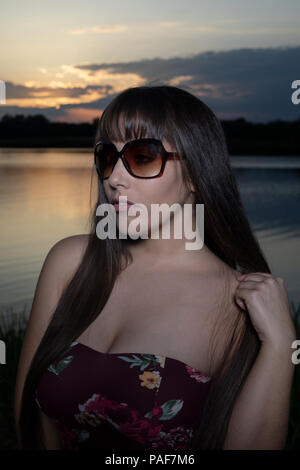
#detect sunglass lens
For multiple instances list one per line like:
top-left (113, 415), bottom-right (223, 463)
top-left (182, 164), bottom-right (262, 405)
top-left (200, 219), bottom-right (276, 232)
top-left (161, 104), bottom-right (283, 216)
top-left (126, 141), bottom-right (163, 177)
top-left (95, 143), bottom-right (115, 179)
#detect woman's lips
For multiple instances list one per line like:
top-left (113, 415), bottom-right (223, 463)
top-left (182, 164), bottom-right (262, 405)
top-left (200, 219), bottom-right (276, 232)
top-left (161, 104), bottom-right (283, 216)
top-left (113, 202), bottom-right (133, 212)
top-left (111, 196), bottom-right (135, 212)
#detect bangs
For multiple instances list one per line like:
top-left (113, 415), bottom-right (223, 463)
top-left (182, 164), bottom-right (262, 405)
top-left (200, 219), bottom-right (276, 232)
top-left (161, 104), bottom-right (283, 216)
top-left (95, 87), bottom-right (177, 148)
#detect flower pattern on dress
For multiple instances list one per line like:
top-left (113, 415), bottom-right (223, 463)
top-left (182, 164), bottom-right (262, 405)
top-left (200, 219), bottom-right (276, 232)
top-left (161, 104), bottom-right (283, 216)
top-left (36, 342), bottom-right (212, 450)
top-left (185, 364), bottom-right (212, 383)
top-left (117, 353), bottom-right (165, 371)
top-left (139, 370), bottom-right (162, 390)
top-left (73, 392), bottom-right (191, 449)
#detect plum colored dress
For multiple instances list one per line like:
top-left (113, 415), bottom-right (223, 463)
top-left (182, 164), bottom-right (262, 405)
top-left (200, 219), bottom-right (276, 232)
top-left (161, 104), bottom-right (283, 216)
top-left (35, 341), bottom-right (213, 450)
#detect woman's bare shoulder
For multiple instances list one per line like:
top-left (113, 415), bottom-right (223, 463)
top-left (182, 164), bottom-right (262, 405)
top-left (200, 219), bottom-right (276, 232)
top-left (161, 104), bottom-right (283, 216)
top-left (58, 233), bottom-right (90, 250)
top-left (51, 234), bottom-right (89, 262)
top-left (51, 234), bottom-right (90, 291)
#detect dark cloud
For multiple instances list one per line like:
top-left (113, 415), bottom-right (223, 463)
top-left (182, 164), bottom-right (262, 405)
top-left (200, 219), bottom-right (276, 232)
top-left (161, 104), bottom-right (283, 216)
top-left (1, 46), bottom-right (300, 122)
top-left (75, 46), bottom-right (300, 121)
top-left (5, 82), bottom-right (112, 99)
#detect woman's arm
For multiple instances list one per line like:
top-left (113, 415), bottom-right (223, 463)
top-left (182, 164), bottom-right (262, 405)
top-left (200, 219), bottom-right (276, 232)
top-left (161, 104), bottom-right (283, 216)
top-left (223, 339), bottom-right (295, 450)
top-left (38, 409), bottom-right (62, 450)
top-left (224, 272), bottom-right (297, 449)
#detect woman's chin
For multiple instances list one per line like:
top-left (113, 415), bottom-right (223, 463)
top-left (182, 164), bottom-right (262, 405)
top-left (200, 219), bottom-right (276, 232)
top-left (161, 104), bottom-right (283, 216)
top-left (117, 222), bottom-right (159, 240)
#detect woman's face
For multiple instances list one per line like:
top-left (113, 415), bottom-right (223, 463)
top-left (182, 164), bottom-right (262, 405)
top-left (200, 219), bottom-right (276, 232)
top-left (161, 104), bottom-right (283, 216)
top-left (103, 137), bottom-right (195, 238)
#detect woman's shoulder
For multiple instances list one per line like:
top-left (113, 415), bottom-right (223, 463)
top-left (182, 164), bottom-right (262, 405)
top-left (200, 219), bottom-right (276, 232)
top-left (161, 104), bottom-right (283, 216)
top-left (52, 234), bottom-right (89, 255)
top-left (59, 233), bottom-right (89, 247)
top-left (49, 234), bottom-right (90, 292)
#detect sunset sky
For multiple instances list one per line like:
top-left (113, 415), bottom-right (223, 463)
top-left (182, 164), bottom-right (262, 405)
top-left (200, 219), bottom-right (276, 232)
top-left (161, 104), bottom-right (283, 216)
top-left (1, 0), bottom-right (300, 123)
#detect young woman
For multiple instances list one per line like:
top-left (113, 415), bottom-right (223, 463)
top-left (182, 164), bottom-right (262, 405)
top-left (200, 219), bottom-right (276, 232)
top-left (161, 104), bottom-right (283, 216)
top-left (15, 85), bottom-right (296, 450)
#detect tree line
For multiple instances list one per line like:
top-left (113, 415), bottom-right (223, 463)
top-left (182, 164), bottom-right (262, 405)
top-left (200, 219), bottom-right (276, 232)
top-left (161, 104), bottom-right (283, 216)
top-left (0, 113), bottom-right (299, 155)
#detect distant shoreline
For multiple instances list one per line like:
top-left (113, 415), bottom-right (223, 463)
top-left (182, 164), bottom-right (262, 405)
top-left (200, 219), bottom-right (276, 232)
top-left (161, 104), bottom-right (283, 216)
top-left (0, 141), bottom-right (299, 155)
top-left (1, 115), bottom-right (299, 155)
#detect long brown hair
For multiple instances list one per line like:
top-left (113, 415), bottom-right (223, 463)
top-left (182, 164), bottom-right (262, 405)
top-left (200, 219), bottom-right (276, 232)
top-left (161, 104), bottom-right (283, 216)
top-left (18, 85), bottom-right (271, 449)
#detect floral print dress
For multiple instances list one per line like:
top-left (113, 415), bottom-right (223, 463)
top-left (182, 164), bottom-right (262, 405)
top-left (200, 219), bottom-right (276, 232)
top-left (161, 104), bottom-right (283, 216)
top-left (35, 341), bottom-right (213, 450)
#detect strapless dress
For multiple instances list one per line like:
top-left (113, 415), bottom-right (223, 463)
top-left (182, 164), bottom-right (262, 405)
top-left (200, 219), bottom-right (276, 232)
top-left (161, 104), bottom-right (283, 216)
top-left (35, 341), bottom-right (213, 450)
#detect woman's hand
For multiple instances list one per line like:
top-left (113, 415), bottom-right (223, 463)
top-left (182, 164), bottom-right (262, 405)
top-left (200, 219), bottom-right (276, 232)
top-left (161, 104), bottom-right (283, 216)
top-left (235, 272), bottom-right (296, 349)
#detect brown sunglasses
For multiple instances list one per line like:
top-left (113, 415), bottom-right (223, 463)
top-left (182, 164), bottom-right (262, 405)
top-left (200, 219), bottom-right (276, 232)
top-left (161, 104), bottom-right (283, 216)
top-left (94, 138), bottom-right (184, 179)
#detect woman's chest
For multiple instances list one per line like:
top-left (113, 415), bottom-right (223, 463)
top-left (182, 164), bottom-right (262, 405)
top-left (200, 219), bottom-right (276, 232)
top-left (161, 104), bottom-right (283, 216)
top-left (76, 268), bottom-right (231, 377)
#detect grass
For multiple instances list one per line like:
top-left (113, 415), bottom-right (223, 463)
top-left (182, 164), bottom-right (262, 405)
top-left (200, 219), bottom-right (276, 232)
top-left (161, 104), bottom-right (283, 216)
top-left (0, 302), bottom-right (300, 450)
top-left (0, 305), bottom-right (27, 450)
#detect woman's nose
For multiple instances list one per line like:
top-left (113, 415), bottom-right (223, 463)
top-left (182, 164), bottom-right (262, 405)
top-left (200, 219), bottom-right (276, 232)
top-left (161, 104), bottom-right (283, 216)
top-left (108, 155), bottom-right (129, 182)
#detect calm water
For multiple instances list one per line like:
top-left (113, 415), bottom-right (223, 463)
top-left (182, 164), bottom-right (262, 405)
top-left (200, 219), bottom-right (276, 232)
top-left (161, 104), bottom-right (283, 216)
top-left (0, 148), bottom-right (300, 319)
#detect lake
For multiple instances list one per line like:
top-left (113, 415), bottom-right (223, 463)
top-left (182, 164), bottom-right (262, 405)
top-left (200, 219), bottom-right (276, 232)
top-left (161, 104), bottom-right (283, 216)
top-left (0, 148), bottom-right (300, 319)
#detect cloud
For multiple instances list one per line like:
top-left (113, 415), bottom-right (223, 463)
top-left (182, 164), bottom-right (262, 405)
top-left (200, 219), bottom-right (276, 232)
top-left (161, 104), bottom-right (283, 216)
top-left (70, 24), bottom-right (128, 35)
top-left (1, 46), bottom-right (300, 123)
top-left (3, 80), bottom-right (113, 108)
top-left (72, 46), bottom-right (300, 121)
top-left (52, 64), bottom-right (146, 92)
top-left (158, 21), bottom-right (178, 28)
top-left (54, 107), bottom-right (102, 123)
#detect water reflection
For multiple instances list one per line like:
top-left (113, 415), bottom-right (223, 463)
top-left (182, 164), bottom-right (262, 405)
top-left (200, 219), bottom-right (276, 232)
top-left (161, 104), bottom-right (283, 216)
top-left (0, 149), bottom-right (299, 316)
top-left (235, 168), bottom-right (300, 238)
